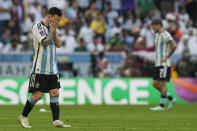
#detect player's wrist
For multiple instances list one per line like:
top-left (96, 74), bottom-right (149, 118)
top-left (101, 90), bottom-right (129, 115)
top-left (50, 28), bottom-right (56, 32)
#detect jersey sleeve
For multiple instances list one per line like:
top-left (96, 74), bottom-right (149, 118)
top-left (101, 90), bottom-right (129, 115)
top-left (166, 32), bottom-right (173, 43)
top-left (32, 23), bottom-right (47, 44)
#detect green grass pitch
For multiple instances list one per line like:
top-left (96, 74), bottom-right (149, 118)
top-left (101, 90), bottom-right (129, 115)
top-left (0, 104), bottom-right (197, 131)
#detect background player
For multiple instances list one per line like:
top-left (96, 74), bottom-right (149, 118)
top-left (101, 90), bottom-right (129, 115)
top-left (17, 7), bottom-right (71, 128)
top-left (151, 19), bottom-right (177, 111)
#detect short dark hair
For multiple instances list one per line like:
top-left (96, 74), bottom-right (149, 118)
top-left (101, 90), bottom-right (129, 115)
top-left (152, 19), bottom-right (163, 26)
top-left (93, 35), bottom-right (98, 39)
top-left (79, 38), bottom-right (84, 42)
top-left (48, 7), bottom-right (62, 16)
top-left (90, 0), bottom-right (96, 5)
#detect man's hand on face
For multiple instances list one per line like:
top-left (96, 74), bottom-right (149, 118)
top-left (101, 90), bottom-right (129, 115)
top-left (49, 16), bottom-right (58, 31)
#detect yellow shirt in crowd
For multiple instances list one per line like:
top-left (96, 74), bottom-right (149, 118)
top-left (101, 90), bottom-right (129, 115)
top-left (91, 20), bottom-right (107, 35)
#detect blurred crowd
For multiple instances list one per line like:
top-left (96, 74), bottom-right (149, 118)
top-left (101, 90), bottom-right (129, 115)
top-left (0, 0), bottom-right (197, 77)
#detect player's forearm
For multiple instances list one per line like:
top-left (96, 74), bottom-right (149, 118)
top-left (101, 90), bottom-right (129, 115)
top-left (167, 40), bottom-right (177, 58)
top-left (41, 30), bottom-right (56, 46)
top-left (54, 32), bottom-right (62, 48)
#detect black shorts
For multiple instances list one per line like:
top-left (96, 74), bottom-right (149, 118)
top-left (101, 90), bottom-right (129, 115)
top-left (28, 73), bottom-right (61, 93)
top-left (153, 66), bottom-right (171, 81)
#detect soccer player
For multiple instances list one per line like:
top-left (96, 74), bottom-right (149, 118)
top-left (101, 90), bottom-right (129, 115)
top-left (150, 19), bottom-right (177, 111)
top-left (17, 7), bottom-right (71, 128)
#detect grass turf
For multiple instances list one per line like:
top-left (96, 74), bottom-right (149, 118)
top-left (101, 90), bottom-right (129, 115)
top-left (0, 105), bottom-right (197, 131)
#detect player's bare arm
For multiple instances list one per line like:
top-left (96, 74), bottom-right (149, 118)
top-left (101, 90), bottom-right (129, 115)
top-left (54, 31), bottom-right (62, 48)
top-left (41, 18), bottom-right (57, 47)
top-left (41, 29), bottom-right (56, 47)
top-left (51, 16), bottom-right (62, 48)
top-left (167, 40), bottom-right (177, 58)
top-left (161, 40), bottom-right (177, 62)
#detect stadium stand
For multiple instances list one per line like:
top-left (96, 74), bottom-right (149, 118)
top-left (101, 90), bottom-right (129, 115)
top-left (0, 0), bottom-right (196, 78)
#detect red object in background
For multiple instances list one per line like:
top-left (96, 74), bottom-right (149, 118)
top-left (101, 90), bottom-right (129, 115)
top-left (12, 4), bottom-right (24, 25)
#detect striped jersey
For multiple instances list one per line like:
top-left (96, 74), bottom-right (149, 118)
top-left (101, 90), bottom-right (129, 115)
top-left (31, 21), bottom-right (59, 75)
top-left (154, 30), bottom-right (173, 67)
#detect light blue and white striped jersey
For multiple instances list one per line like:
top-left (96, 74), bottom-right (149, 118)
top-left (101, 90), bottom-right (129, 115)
top-left (154, 30), bottom-right (173, 67)
top-left (31, 21), bottom-right (59, 75)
